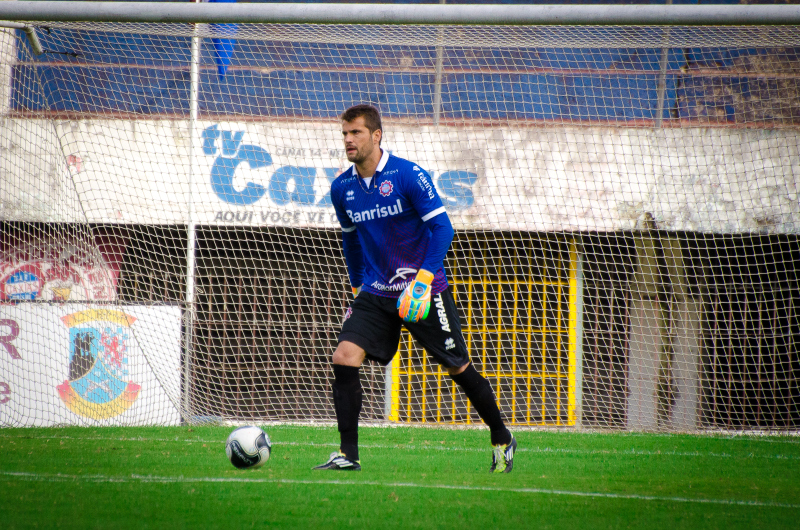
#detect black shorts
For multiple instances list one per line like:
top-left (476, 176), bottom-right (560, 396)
top-left (339, 287), bottom-right (470, 368)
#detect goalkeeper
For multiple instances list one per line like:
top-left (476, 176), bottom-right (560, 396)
top-left (314, 104), bottom-right (516, 473)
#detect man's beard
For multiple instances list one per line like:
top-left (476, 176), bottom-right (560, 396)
top-left (346, 148), bottom-right (367, 164)
top-left (346, 152), bottom-right (363, 163)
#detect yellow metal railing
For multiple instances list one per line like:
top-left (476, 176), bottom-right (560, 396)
top-left (389, 240), bottom-right (578, 426)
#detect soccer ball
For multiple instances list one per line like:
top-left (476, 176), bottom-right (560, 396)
top-left (225, 426), bottom-right (271, 469)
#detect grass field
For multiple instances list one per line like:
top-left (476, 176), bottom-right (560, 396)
top-left (1, 425), bottom-right (799, 529)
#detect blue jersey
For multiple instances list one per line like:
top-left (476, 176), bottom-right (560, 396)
top-left (331, 149), bottom-right (450, 298)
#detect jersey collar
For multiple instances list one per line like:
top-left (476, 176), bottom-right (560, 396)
top-left (350, 148), bottom-right (390, 178)
top-left (376, 148), bottom-right (390, 172)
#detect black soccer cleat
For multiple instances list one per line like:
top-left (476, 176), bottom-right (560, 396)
top-left (313, 451), bottom-right (361, 471)
top-left (490, 435), bottom-right (517, 473)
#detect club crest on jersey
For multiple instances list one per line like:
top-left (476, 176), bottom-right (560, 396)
top-left (379, 180), bottom-right (394, 197)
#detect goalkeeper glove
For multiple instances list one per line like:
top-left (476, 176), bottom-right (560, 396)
top-left (352, 285), bottom-right (362, 298)
top-left (397, 269), bottom-right (434, 323)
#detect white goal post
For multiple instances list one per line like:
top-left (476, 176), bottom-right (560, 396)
top-left (0, 2), bottom-right (799, 432)
top-left (2, 2), bottom-right (800, 25)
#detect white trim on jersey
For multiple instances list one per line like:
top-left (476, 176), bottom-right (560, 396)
top-left (421, 206), bottom-right (447, 222)
top-left (376, 148), bottom-right (390, 171)
top-left (341, 225), bottom-right (357, 232)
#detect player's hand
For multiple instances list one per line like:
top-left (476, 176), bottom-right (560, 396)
top-left (352, 285), bottom-right (362, 298)
top-left (397, 269), bottom-right (434, 323)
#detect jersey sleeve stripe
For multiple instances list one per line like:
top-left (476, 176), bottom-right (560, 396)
top-left (341, 225), bottom-right (357, 232)
top-left (421, 206), bottom-right (447, 223)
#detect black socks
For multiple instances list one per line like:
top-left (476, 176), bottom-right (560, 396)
top-left (332, 364), bottom-right (362, 460)
top-left (333, 362), bottom-right (509, 458)
top-left (450, 363), bottom-right (512, 446)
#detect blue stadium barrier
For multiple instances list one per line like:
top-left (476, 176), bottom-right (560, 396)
top-left (14, 25), bottom-right (791, 124)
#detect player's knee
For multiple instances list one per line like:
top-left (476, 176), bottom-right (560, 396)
top-left (333, 341), bottom-right (366, 367)
top-left (446, 362), bottom-right (470, 376)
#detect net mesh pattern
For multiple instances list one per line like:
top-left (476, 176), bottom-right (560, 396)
top-left (1, 21), bottom-right (799, 431)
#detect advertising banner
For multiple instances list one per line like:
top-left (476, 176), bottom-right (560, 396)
top-left (0, 304), bottom-right (181, 426)
top-left (1, 119), bottom-right (799, 233)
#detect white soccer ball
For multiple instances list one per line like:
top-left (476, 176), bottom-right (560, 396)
top-left (225, 426), bottom-right (271, 469)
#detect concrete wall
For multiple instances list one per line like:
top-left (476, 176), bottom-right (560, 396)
top-left (1, 119), bottom-right (798, 234)
top-left (627, 232), bottom-right (703, 430)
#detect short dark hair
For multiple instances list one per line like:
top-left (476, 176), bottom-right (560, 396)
top-left (341, 104), bottom-right (382, 135)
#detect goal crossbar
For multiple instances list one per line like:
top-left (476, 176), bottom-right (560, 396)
top-left (1, 2), bottom-right (800, 26)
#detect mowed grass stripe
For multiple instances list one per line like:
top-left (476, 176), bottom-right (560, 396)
top-left (2, 432), bottom-right (799, 461)
top-left (4, 470), bottom-right (799, 510)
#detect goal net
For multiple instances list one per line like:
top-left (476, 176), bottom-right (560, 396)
top-left (1, 15), bottom-right (799, 432)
